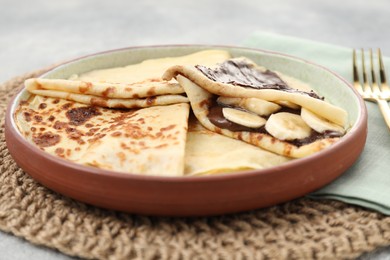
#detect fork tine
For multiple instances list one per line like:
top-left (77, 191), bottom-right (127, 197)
top-left (352, 49), bottom-right (363, 93)
top-left (361, 49), bottom-right (372, 94)
top-left (378, 48), bottom-right (390, 92)
top-left (370, 49), bottom-right (380, 94)
top-left (355, 48), bottom-right (390, 130)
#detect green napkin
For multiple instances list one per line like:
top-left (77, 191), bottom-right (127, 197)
top-left (243, 32), bottom-right (390, 215)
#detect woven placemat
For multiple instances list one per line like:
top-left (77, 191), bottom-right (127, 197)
top-left (1, 70), bottom-right (390, 260)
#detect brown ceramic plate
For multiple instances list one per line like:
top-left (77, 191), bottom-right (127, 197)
top-left (4, 45), bottom-right (367, 216)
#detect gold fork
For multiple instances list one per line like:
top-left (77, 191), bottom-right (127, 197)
top-left (353, 48), bottom-right (390, 129)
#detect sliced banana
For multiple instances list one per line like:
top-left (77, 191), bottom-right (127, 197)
top-left (265, 112), bottom-right (311, 140)
top-left (217, 97), bottom-right (281, 116)
top-left (217, 96), bottom-right (239, 106)
top-left (301, 108), bottom-right (345, 134)
top-left (222, 107), bottom-right (266, 128)
top-left (273, 100), bottom-right (300, 110)
top-left (243, 98), bottom-right (281, 116)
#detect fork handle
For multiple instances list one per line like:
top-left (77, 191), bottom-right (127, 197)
top-left (377, 99), bottom-right (390, 131)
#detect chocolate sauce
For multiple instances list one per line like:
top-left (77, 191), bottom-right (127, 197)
top-left (289, 130), bottom-right (342, 147)
top-left (208, 105), bottom-right (264, 132)
top-left (207, 100), bottom-right (341, 147)
top-left (196, 60), bottom-right (322, 99)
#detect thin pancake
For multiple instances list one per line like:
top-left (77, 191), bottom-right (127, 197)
top-left (163, 57), bottom-right (347, 126)
top-left (76, 49), bottom-right (232, 83)
top-left (26, 88), bottom-right (188, 109)
top-left (15, 95), bottom-right (190, 176)
top-left (176, 75), bottom-right (341, 158)
top-left (24, 50), bottom-right (231, 109)
top-left (184, 117), bottom-right (291, 176)
top-left (25, 78), bottom-right (185, 98)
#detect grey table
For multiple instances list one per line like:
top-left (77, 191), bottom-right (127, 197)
top-left (1, 0), bottom-right (389, 259)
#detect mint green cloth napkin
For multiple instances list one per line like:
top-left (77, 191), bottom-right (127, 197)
top-left (243, 32), bottom-right (390, 215)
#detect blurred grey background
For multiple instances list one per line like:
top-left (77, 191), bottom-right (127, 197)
top-left (1, 0), bottom-right (389, 84)
top-left (1, 0), bottom-right (390, 259)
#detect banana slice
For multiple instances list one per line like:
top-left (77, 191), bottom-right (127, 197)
top-left (217, 97), bottom-right (281, 116)
top-left (265, 112), bottom-right (311, 140)
top-left (222, 107), bottom-right (266, 128)
top-left (273, 100), bottom-right (300, 110)
top-left (217, 96), bottom-right (239, 106)
top-left (301, 108), bottom-right (345, 134)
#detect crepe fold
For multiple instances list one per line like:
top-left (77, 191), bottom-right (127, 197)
top-left (163, 58), bottom-right (347, 126)
top-left (184, 117), bottom-right (291, 176)
top-left (17, 50), bottom-right (247, 176)
top-left (15, 95), bottom-right (190, 176)
top-left (163, 58), bottom-right (348, 158)
top-left (25, 78), bottom-right (189, 109)
top-left (24, 50), bottom-right (232, 109)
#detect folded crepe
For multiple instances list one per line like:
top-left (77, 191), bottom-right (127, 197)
top-left (16, 50), bottom-right (237, 176)
top-left (24, 50), bottom-right (231, 109)
top-left (184, 116), bottom-right (291, 176)
top-left (25, 78), bottom-right (189, 109)
top-left (15, 94), bottom-right (290, 176)
top-left (163, 58), bottom-right (348, 158)
top-left (15, 95), bottom-right (190, 176)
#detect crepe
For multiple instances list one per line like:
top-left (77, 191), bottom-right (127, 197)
top-left (16, 50), bottom-right (238, 176)
top-left (15, 95), bottom-right (190, 176)
top-left (163, 57), bottom-right (347, 126)
top-left (163, 58), bottom-right (348, 158)
top-left (184, 117), bottom-right (291, 176)
top-left (25, 84), bottom-right (188, 109)
top-left (24, 50), bottom-right (231, 109)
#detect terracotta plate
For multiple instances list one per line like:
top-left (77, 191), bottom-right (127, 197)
top-left (4, 45), bottom-right (367, 216)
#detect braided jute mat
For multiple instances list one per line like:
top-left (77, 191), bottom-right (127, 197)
top-left (1, 69), bottom-right (390, 260)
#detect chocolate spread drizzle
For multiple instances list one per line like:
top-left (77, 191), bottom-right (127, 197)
top-left (195, 59), bottom-right (322, 100)
top-left (207, 99), bottom-right (341, 147)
